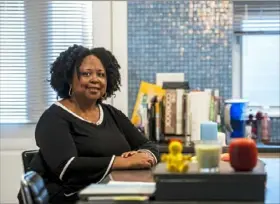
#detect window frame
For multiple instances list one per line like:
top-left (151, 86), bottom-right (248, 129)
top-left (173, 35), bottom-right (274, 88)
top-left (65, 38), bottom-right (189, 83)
top-left (232, 33), bottom-right (280, 117)
top-left (232, 0), bottom-right (280, 117)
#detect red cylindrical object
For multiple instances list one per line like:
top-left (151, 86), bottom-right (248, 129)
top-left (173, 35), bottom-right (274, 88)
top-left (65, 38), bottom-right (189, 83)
top-left (261, 113), bottom-right (271, 144)
top-left (229, 138), bottom-right (258, 171)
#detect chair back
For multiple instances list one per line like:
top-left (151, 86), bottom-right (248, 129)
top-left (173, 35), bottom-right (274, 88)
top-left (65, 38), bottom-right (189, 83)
top-left (22, 150), bottom-right (38, 173)
top-left (20, 171), bottom-right (49, 204)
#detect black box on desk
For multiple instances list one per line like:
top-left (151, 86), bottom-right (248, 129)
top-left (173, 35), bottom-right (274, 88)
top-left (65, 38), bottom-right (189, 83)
top-left (153, 161), bottom-right (266, 202)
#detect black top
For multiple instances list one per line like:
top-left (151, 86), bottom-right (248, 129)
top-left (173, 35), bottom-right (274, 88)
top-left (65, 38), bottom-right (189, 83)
top-left (24, 103), bottom-right (159, 203)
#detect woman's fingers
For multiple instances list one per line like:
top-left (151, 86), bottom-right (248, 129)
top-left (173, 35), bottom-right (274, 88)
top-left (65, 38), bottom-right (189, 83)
top-left (139, 160), bottom-right (152, 169)
top-left (121, 151), bottom-right (155, 168)
top-left (121, 152), bottom-right (128, 158)
top-left (128, 151), bottom-right (137, 156)
top-left (144, 161), bottom-right (152, 168)
top-left (121, 151), bottom-right (137, 158)
top-left (139, 152), bottom-right (156, 166)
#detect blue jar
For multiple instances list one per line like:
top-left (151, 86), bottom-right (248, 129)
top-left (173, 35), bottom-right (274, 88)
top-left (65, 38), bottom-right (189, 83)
top-left (224, 99), bottom-right (249, 141)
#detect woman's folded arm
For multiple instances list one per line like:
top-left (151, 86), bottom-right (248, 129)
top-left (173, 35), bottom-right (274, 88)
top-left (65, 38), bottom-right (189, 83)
top-left (106, 105), bottom-right (160, 164)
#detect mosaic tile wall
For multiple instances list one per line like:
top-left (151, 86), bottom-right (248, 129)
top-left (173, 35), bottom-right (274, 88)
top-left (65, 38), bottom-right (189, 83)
top-left (127, 0), bottom-right (280, 142)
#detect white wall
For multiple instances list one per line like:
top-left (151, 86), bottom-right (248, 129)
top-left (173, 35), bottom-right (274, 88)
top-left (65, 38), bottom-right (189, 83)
top-left (111, 1), bottom-right (128, 116)
top-left (0, 1), bottom-right (128, 203)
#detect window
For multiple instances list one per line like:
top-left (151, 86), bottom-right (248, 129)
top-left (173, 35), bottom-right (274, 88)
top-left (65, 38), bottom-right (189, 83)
top-left (241, 35), bottom-right (279, 107)
top-left (47, 2), bottom-right (93, 107)
top-left (0, 1), bottom-right (27, 123)
top-left (0, 1), bottom-right (93, 123)
top-left (233, 1), bottom-right (280, 113)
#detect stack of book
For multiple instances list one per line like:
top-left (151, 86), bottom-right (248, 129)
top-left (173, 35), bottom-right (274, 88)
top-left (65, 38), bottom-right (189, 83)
top-left (131, 81), bottom-right (222, 144)
top-left (79, 181), bottom-right (155, 201)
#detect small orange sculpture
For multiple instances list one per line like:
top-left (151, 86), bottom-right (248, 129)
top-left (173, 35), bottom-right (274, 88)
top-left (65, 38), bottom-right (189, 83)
top-left (161, 140), bottom-right (192, 173)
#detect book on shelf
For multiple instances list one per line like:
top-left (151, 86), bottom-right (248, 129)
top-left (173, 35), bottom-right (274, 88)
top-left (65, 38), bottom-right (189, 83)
top-left (131, 81), bottom-right (166, 137)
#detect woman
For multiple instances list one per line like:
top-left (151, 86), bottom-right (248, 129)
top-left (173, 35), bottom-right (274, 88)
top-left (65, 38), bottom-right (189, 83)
top-left (18, 45), bottom-right (159, 203)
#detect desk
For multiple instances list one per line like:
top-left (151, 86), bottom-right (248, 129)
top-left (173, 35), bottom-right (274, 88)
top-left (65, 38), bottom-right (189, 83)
top-left (77, 156), bottom-right (280, 204)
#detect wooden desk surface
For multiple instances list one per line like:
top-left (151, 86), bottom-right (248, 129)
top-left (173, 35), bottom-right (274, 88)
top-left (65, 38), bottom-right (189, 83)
top-left (109, 169), bottom-right (154, 182)
top-left (77, 156), bottom-right (280, 204)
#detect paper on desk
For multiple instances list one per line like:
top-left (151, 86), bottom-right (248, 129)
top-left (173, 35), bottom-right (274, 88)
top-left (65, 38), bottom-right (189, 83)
top-left (108, 181), bottom-right (155, 185)
top-left (80, 181), bottom-right (156, 196)
top-left (108, 181), bottom-right (156, 191)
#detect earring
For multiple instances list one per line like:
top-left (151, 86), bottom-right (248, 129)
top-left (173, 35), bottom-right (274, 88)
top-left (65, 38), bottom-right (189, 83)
top-left (68, 86), bottom-right (72, 97)
top-left (102, 93), bottom-right (107, 100)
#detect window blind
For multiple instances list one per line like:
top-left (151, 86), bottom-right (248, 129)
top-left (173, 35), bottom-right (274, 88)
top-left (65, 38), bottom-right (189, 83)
top-left (46, 2), bottom-right (93, 108)
top-left (233, 0), bottom-right (280, 33)
top-left (0, 1), bottom-right (27, 123)
top-left (0, 0), bottom-right (93, 123)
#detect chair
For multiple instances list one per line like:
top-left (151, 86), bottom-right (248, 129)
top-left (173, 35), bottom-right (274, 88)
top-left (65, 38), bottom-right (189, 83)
top-left (20, 171), bottom-right (49, 204)
top-left (22, 150), bottom-right (39, 173)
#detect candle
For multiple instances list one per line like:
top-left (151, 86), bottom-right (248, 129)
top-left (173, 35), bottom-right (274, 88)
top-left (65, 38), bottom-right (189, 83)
top-left (200, 121), bottom-right (218, 141)
top-left (218, 132), bottom-right (226, 146)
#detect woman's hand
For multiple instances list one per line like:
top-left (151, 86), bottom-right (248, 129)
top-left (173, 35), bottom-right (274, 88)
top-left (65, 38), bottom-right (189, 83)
top-left (113, 152), bottom-right (156, 170)
top-left (126, 152), bottom-right (154, 169)
top-left (121, 151), bottom-right (138, 158)
top-left (122, 150), bottom-right (156, 166)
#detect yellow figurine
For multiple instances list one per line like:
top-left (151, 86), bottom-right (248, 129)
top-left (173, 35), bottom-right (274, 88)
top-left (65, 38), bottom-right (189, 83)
top-left (161, 140), bottom-right (192, 173)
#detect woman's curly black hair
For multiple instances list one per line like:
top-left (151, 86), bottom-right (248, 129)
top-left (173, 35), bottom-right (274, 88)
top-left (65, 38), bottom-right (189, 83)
top-left (49, 44), bottom-right (121, 100)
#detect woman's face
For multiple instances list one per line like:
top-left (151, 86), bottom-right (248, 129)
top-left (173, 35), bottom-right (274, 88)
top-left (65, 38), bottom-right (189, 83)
top-left (71, 55), bottom-right (107, 102)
